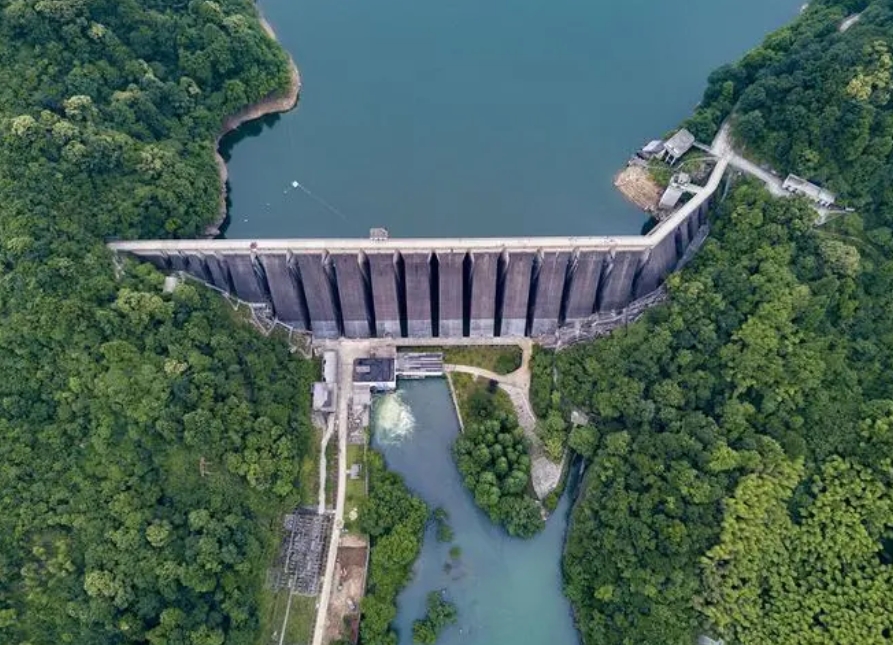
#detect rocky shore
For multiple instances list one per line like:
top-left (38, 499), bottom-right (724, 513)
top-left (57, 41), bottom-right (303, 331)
top-left (206, 16), bottom-right (301, 237)
top-left (614, 163), bottom-right (661, 214)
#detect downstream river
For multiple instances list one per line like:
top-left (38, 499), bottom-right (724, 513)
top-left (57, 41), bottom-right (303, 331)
top-left (224, 0), bottom-right (801, 239)
top-left (372, 380), bottom-right (580, 645)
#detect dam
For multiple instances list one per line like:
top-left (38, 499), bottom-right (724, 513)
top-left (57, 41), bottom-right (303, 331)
top-left (109, 159), bottom-right (724, 340)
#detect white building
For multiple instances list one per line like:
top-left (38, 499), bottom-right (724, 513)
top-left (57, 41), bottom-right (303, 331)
top-left (664, 128), bottom-right (695, 165)
top-left (782, 174), bottom-right (835, 207)
top-left (638, 139), bottom-right (666, 160)
top-left (322, 350), bottom-right (338, 384)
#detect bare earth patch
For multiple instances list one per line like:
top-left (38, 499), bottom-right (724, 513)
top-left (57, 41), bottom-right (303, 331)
top-left (324, 539), bottom-right (368, 644)
top-left (614, 164), bottom-right (661, 213)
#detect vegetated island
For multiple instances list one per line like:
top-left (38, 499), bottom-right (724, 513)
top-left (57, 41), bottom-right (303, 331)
top-left (412, 591), bottom-right (459, 644)
top-left (358, 451), bottom-right (428, 645)
top-left (451, 375), bottom-right (544, 538)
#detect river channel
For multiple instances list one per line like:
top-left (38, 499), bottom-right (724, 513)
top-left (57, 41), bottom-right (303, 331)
top-left (371, 379), bottom-right (580, 645)
top-left (223, 0), bottom-right (801, 239)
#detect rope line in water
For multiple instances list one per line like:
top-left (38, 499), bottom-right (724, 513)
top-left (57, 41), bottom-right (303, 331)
top-left (291, 180), bottom-right (350, 222)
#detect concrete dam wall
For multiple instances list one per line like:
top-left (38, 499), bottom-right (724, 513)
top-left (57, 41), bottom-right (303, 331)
top-left (109, 160), bottom-right (724, 339)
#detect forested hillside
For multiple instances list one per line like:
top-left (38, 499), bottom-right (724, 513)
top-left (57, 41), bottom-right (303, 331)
top-left (684, 0), bottom-right (893, 223)
top-left (0, 1), bottom-right (314, 643)
top-left (558, 1), bottom-right (893, 632)
top-left (557, 0), bottom-right (893, 645)
top-left (562, 182), bottom-right (893, 643)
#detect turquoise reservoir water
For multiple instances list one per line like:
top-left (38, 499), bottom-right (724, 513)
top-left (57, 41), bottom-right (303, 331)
top-left (224, 0), bottom-right (802, 239)
top-left (371, 380), bottom-right (580, 645)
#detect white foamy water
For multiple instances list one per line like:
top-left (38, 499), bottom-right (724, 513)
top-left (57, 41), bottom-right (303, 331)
top-left (373, 392), bottom-right (416, 444)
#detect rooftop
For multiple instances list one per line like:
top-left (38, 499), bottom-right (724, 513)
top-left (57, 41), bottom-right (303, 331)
top-left (312, 382), bottom-right (334, 412)
top-left (658, 185), bottom-right (684, 211)
top-left (322, 351), bottom-right (338, 384)
top-left (353, 358), bottom-right (396, 385)
top-left (782, 174), bottom-right (835, 205)
top-left (665, 128), bottom-right (695, 157)
top-left (642, 139), bottom-right (665, 154)
top-left (162, 275), bottom-right (179, 293)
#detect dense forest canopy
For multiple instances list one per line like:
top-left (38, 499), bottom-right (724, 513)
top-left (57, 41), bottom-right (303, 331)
top-left (556, 0), bottom-right (893, 645)
top-left (0, 1), bottom-right (314, 644)
top-left (684, 0), bottom-right (893, 224)
top-left (562, 179), bottom-right (893, 644)
top-left (561, 2), bottom-right (893, 640)
top-left (5, 0), bottom-right (893, 644)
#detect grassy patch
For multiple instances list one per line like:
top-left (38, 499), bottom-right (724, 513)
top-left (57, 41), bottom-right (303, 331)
top-left (450, 373), bottom-right (516, 426)
top-left (285, 594), bottom-right (318, 644)
top-left (298, 436), bottom-right (320, 508)
top-left (256, 588), bottom-right (317, 645)
top-left (256, 588), bottom-right (290, 645)
top-left (443, 345), bottom-right (522, 374)
top-left (647, 159), bottom-right (674, 187)
top-left (324, 437), bottom-right (337, 510)
top-left (345, 444), bottom-right (367, 534)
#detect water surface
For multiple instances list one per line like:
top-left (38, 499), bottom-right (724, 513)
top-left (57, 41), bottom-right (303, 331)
top-left (225, 0), bottom-right (802, 239)
top-left (372, 380), bottom-right (579, 645)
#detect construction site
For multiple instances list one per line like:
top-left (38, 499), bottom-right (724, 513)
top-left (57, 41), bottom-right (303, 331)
top-left (323, 535), bottom-right (369, 644)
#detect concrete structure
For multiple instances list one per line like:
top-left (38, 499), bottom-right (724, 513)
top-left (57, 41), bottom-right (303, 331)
top-left (664, 128), bottom-right (695, 164)
top-left (659, 184), bottom-right (685, 210)
top-left (469, 251), bottom-right (499, 336)
top-left (697, 637), bottom-right (725, 645)
top-left (638, 139), bottom-right (665, 160)
top-left (322, 351), bottom-right (338, 384)
top-left (782, 174), bottom-right (835, 207)
top-left (109, 157), bottom-right (726, 340)
top-left (352, 358), bottom-right (396, 391)
top-left (437, 252), bottom-right (465, 338)
top-left (403, 252), bottom-right (433, 336)
top-left (367, 251), bottom-right (401, 338)
top-left (500, 250), bottom-right (536, 337)
top-left (312, 382), bottom-right (335, 412)
top-left (531, 250), bottom-right (571, 336)
top-left (331, 253), bottom-right (372, 338)
top-left (395, 352), bottom-right (444, 378)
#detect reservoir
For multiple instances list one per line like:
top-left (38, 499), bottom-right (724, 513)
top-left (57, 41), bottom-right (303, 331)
top-left (224, 0), bottom-right (802, 239)
top-left (371, 379), bottom-right (580, 645)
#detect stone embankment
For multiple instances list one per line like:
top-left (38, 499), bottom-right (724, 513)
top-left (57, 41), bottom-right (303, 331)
top-left (207, 16), bottom-right (302, 237)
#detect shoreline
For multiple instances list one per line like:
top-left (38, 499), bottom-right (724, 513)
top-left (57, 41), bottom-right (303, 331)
top-left (613, 163), bottom-right (661, 215)
top-left (206, 16), bottom-right (302, 238)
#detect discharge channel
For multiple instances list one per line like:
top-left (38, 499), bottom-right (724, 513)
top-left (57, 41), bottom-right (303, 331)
top-left (371, 379), bottom-right (580, 645)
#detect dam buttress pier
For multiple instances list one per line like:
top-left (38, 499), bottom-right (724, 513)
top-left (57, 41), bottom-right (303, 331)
top-left (109, 192), bottom-right (714, 340)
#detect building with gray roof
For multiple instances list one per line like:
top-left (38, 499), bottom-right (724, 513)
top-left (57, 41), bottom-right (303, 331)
top-left (782, 174), bottom-right (835, 207)
top-left (352, 358), bottom-right (396, 391)
top-left (664, 128), bottom-right (695, 165)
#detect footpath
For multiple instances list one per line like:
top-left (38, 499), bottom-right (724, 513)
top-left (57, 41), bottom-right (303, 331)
top-left (445, 351), bottom-right (564, 499)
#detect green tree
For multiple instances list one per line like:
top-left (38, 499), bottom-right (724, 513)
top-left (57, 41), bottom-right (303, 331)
top-left (359, 452), bottom-right (428, 644)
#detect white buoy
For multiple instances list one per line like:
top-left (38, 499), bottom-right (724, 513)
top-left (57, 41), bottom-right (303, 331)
top-left (292, 180), bottom-right (299, 188)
